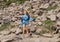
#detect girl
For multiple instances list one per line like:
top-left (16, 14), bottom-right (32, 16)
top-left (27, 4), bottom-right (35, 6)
top-left (21, 9), bottom-right (34, 34)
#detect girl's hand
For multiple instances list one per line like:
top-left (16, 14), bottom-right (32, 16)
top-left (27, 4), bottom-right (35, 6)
top-left (25, 9), bottom-right (30, 13)
top-left (32, 18), bottom-right (36, 21)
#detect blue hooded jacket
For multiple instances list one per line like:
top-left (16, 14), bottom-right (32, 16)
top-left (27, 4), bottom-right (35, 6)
top-left (21, 14), bottom-right (34, 25)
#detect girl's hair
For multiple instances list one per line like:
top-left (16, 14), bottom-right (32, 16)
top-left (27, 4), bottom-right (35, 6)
top-left (26, 11), bottom-right (30, 20)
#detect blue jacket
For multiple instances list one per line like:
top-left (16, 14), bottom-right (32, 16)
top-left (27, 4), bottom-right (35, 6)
top-left (21, 14), bottom-right (34, 25)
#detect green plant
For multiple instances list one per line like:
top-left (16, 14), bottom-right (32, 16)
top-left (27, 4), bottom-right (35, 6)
top-left (5, 0), bottom-right (12, 6)
top-left (31, 16), bottom-right (36, 19)
top-left (45, 20), bottom-right (53, 25)
top-left (45, 25), bottom-right (52, 31)
top-left (47, 4), bottom-right (58, 11)
top-left (0, 22), bottom-right (11, 31)
top-left (16, 0), bottom-right (26, 4)
top-left (0, 0), bottom-right (26, 8)
top-left (44, 20), bottom-right (54, 33)
top-left (39, 30), bottom-right (48, 35)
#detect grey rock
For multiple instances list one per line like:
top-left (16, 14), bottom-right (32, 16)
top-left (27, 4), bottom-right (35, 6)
top-left (32, 34), bottom-right (39, 38)
top-left (10, 28), bottom-right (17, 33)
top-left (38, 22), bottom-right (42, 26)
top-left (36, 28), bottom-right (42, 34)
top-left (40, 3), bottom-right (49, 9)
top-left (47, 14), bottom-right (56, 21)
top-left (15, 28), bottom-right (22, 35)
top-left (11, 17), bottom-right (17, 21)
top-left (0, 30), bottom-right (11, 35)
top-left (42, 33), bottom-right (53, 37)
top-left (3, 16), bottom-right (11, 23)
top-left (0, 33), bottom-right (16, 42)
top-left (10, 3), bottom-right (17, 7)
top-left (40, 14), bottom-right (47, 21)
top-left (57, 13), bottom-right (60, 19)
top-left (56, 21), bottom-right (60, 25)
top-left (34, 10), bottom-right (40, 15)
top-left (30, 27), bottom-right (36, 33)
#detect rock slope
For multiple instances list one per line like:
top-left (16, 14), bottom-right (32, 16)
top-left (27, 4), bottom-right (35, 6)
top-left (0, 0), bottom-right (60, 42)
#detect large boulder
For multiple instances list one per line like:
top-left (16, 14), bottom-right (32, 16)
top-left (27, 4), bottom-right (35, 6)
top-left (32, 0), bottom-right (37, 1)
top-left (0, 30), bottom-right (11, 35)
top-left (0, 33), bottom-right (16, 42)
top-left (47, 14), bottom-right (56, 21)
top-left (10, 28), bottom-right (22, 34)
top-left (3, 16), bottom-right (11, 23)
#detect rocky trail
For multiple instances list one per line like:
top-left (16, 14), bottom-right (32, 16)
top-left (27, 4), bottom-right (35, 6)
top-left (0, 28), bottom-right (60, 42)
top-left (0, 33), bottom-right (60, 42)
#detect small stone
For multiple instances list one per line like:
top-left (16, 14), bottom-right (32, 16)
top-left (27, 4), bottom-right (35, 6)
top-left (30, 28), bottom-right (36, 33)
top-left (42, 33), bottom-right (52, 37)
top-left (57, 21), bottom-right (60, 25)
top-left (33, 0), bottom-right (37, 1)
top-left (58, 29), bottom-right (60, 33)
top-left (40, 14), bottom-right (47, 21)
top-left (57, 13), bottom-right (60, 19)
top-left (32, 34), bottom-right (39, 38)
top-left (32, 8), bottom-right (36, 11)
top-left (38, 22), bottom-right (42, 26)
top-left (11, 17), bottom-right (17, 21)
top-left (10, 3), bottom-right (16, 7)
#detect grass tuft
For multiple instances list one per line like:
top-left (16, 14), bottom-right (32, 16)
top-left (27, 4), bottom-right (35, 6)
top-left (44, 20), bottom-right (54, 33)
top-left (47, 4), bottom-right (58, 11)
top-left (0, 0), bottom-right (26, 8)
top-left (44, 20), bottom-right (53, 25)
top-left (0, 22), bottom-right (10, 31)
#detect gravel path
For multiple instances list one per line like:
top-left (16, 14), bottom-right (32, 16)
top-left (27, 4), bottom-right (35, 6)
top-left (12, 34), bottom-right (60, 42)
